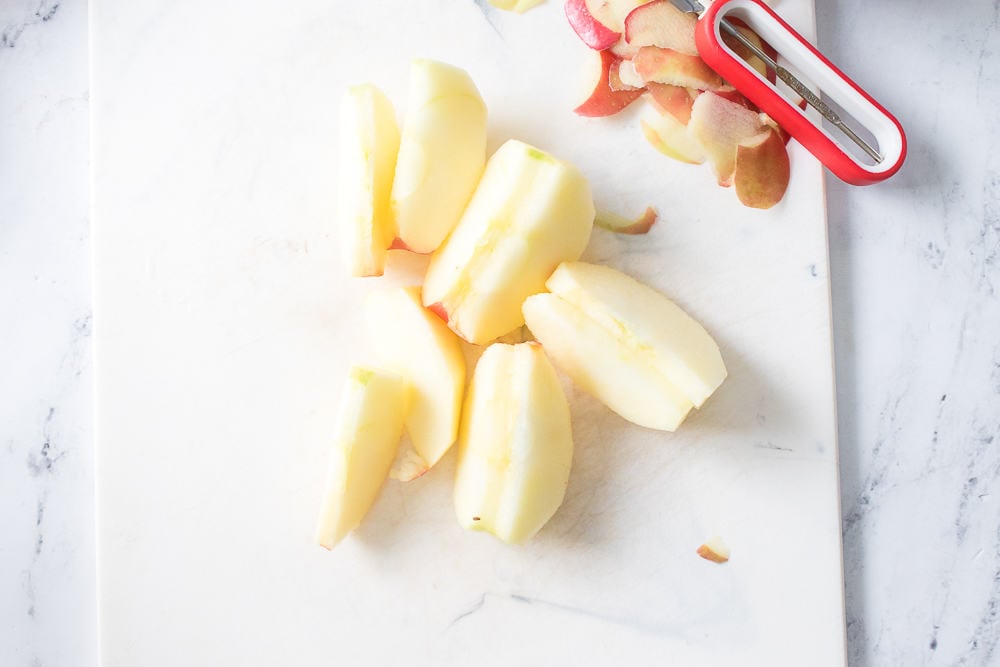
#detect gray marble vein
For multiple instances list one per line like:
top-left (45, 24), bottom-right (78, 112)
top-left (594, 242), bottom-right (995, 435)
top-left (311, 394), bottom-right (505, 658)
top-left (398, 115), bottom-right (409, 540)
top-left (1, 1), bottom-right (94, 666)
top-left (819, 0), bottom-right (1000, 664)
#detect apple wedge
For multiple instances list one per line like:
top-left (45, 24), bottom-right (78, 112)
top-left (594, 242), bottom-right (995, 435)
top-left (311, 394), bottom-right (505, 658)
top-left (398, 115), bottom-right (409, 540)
top-left (575, 49), bottom-right (644, 117)
top-left (366, 286), bottom-right (466, 471)
top-left (390, 60), bottom-right (487, 254)
top-left (565, 0), bottom-right (621, 50)
top-left (688, 91), bottom-right (768, 186)
top-left (423, 140), bottom-right (594, 345)
top-left (314, 366), bottom-right (408, 550)
top-left (734, 127), bottom-right (790, 209)
top-left (623, 0), bottom-right (698, 55)
top-left (454, 342), bottom-right (573, 544)
top-left (337, 84), bottom-right (400, 277)
top-left (523, 292), bottom-right (694, 430)
top-left (544, 263), bottom-right (726, 407)
top-left (641, 104), bottom-right (706, 164)
top-left (633, 46), bottom-right (724, 90)
top-left (523, 262), bottom-right (726, 429)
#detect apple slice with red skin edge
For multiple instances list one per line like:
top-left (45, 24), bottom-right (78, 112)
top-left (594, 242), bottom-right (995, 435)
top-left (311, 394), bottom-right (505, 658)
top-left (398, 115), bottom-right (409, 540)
top-left (633, 46), bottom-right (725, 90)
top-left (389, 237), bottom-right (430, 253)
top-left (646, 82), bottom-right (695, 124)
top-left (565, 0), bottom-right (620, 50)
top-left (575, 49), bottom-right (644, 117)
top-left (426, 301), bottom-right (450, 324)
top-left (623, 0), bottom-right (698, 55)
top-left (595, 207), bottom-right (658, 234)
top-left (422, 140), bottom-right (594, 345)
top-left (640, 105), bottom-right (706, 164)
top-left (688, 91), bottom-right (768, 186)
top-left (611, 60), bottom-right (645, 91)
top-left (734, 127), bottom-right (790, 209)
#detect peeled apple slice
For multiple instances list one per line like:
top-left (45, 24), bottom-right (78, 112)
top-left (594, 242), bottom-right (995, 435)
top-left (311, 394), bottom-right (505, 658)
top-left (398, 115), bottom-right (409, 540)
top-left (454, 342), bottom-right (573, 544)
top-left (545, 262), bottom-right (726, 407)
top-left (422, 139), bottom-right (595, 345)
top-left (337, 84), bottom-right (400, 277)
top-left (522, 293), bottom-right (693, 430)
top-left (314, 366), bottom-right (408, 550)
top-left (523, 262), bottom-right (726, 430)
top-left (390, 59), bottom-right (487, 254)
top-left (366, 286), bottom-right (466, 472)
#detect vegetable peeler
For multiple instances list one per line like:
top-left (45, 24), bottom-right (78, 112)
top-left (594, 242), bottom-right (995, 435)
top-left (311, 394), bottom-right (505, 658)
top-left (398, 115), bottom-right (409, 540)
top-left (671, 0), bottom-right (906, 185)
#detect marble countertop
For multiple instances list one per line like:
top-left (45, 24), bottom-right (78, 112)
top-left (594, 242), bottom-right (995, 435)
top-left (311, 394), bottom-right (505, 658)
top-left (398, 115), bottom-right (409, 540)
top-left (1, 0), bottom-right (997, 664)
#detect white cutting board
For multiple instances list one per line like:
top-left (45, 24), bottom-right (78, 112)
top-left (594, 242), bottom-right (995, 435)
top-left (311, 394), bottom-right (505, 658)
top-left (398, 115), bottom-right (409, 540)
top-left (92, 0), bottom-right (845, 664)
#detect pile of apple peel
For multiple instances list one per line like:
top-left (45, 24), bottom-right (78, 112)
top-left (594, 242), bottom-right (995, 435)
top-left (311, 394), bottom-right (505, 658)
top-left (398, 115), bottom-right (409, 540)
top-left (316, 59), bottom-right (726, 550)
top-left (567, 0), bottom-right (792, 209)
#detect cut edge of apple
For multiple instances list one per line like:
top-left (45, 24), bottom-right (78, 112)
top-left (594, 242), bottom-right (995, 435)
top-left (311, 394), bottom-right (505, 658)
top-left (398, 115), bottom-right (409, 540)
top-left (575, 49), bottom-right (645, 117)
top-left (594, 207), bottom-right (658, 234)
top-left (697, 535), bottom-right (731, 563)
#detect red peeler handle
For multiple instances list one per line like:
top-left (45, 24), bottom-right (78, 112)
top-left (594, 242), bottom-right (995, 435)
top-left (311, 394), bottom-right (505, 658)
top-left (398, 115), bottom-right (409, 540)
top-left (695, 0), bottom-right (906, 185)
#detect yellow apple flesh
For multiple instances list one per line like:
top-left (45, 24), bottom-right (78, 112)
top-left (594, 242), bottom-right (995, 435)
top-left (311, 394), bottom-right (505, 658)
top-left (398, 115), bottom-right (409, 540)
top-left (545, 262), bottom-right (727, 407)
top-left (314, 366), bottom-right (408, 550)
top-left (641, 104), bottom-right (706, 165)
top-left (422, 140), bottom-right (595, 345)
top-left (366, 286), bottom-right (466, 471)
top-left (390, 60), bottom-right (487, 254)
top-left (454, 342), bottom-right (573, 544)
top-left (522, 262), bottom-right (727, 430)
top-left (337, 84), bottom-right (400, 277)
top-left (522, 292), bottom-right (694, 430)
